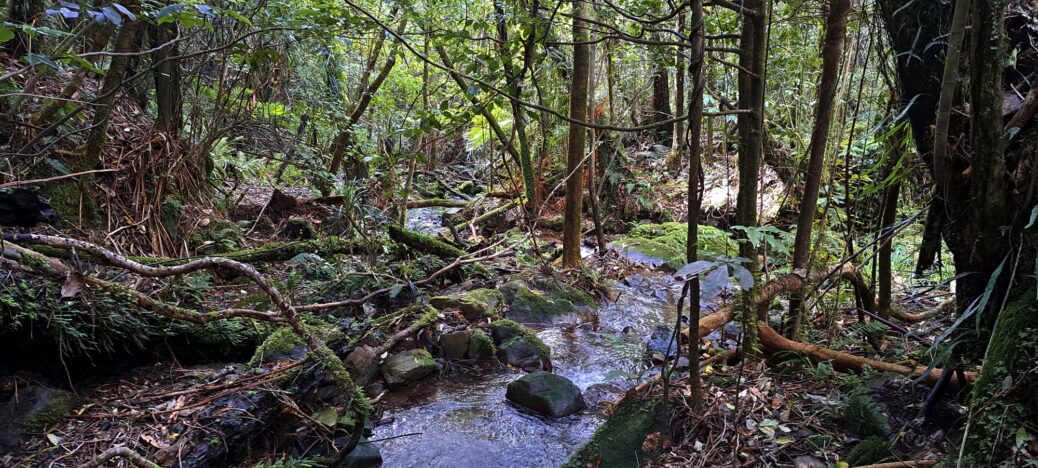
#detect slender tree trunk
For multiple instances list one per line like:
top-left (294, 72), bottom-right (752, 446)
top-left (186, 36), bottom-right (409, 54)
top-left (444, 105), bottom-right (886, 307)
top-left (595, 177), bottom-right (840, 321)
top-left (495, 0), bottom-right (538, 216)
top-left (152, 19), bottom-right (183, 134)
top-left (650, 34), bottom-right (674, 146)
top-left (673, 13), bottom-right (687, 159)
top-left (877, 178), bottom-right (901, 316)
top-left (785, 0), bottom-right (850, 338)
top-left (915, 196), bottom-right (945, 276)
top-left (685, 0), bottom-right (705, 408)
top-left (84, 14), bottom-right (140, 165)
top-left (328, 19), bottom-right (407, 175)
top-left (736, 0), bottom-right (766, 265)
top-left (563, 0), bottom-right (591, 268)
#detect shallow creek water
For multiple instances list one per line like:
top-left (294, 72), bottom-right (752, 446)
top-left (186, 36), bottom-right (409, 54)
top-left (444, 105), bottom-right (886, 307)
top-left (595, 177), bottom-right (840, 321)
top-left (371, 270), bottom-right (683, 467)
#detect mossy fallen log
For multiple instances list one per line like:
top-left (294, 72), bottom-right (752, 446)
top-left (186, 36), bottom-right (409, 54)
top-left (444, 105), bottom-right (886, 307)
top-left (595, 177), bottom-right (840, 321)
top-left (453, 199), bottom-right (518, 230)
top-left (386, 224), bottom-right (466, 259)
top-left (136, 237), bottom-right (358, 265)
top-left (563, 398), bottom-right (669, 467)
top-left (405, 198), bottom-right (469, 209)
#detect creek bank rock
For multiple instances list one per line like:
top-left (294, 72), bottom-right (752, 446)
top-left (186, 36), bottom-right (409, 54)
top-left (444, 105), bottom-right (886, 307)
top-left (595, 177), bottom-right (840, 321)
top-left (505, 372), bottom-right (586, 418)
top-left (613, 222), bottom-right (737, 269)
top-left (0, 384), bottom-right (78, 450)
top-left (499, 280), bottom-right (595, 324)
top-left (438, 330), bottom-right (495, 361)
top-left (334, 438), bottom-right (383, 468)
top-left (489, 320), bottom-right (551, 371)
top-left (381, 349), bottom-right (438, 385)
top-left (430, 288), bottom-right (504, 321)
top-left (646, 324), bottom-right (678, 358)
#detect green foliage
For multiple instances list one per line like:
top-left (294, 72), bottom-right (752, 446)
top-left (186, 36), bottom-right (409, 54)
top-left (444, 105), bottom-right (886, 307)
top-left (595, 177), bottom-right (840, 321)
top-left (845, 436), bottom-right (892, 466)
top-left (840, 388), bottom-right (889, 438)
top-left (188, 218), bottom-right (245, 255)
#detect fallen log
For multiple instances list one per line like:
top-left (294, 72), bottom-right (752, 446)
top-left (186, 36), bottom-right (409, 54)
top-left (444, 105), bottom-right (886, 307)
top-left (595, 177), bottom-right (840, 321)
top-left (404, 198), bottom-right (469, 209)
top-left (386, 224), bottom-right (466, 258)
top-left (453, 199), bottom-right (518, 231)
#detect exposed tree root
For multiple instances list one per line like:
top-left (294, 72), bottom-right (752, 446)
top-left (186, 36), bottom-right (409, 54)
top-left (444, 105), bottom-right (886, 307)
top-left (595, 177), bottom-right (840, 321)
top-left (2, 233), bottom-right (370, 422)
top-left (79, 446), bottom-right (159, 468)
top-left (676, 264), bottom-right (971, 390)
top-left (853, 460), bottom-right (938, 468)
top-left (757, 323), bottom-right (970, 390)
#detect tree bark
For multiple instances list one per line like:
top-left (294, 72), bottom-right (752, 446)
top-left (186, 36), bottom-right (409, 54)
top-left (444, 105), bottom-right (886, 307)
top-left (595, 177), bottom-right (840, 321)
top-left (84, 12), bottom-right (140, 166)
top-left (562, 0), bottom-right (591, 268)
top-left (685, 0), bottom-right (705, 407)
top-left (786, 0), bottom-right (850, 337)
top-left (151, 18), bottom-right (183, 134)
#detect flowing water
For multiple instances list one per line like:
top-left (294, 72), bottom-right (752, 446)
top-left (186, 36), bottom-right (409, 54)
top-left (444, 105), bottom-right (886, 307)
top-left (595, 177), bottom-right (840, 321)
top-left (371, 271), bottom-right (684, 467)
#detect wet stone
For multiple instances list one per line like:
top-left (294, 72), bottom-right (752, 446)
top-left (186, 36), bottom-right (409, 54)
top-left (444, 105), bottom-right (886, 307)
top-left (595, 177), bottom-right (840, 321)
top-left (505, 372), bottom-right (587, 418)
top-left (646, 324), bottom-right (678, 358)
top-left (381, 349), bottom-right (438, 385)
top-left (497, 336), bottom-right (551, 371)
top-left (335, 438), bottom-right (383, 468)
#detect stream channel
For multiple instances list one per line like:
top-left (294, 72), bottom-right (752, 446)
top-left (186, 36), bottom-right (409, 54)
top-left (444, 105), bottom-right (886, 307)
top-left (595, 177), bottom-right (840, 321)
top-left (369, 206), bottom-right (687, 467)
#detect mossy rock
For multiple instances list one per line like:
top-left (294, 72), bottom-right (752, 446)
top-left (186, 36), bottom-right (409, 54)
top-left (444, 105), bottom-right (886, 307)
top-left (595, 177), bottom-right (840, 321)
top-left (381, 348), bottom-right (438, 385)
top-left (467, 330), bottom-right (495, 360)
top-left (430, 288), bottom-right (504, 321)
top-left (563, 398), bottom-right (669, 467)
top-left (0, 385), bottom-right (79, 440)
top-left (497, 334), bottom-right (551, 371)
top-left (500, 280), bottom-right (595, 325)
top-left (505, 372), bottom-right (586, 418)
top-left (34, 151), bottom-right (102, 227)
top-left (613, 222), bottom-right (737, 269)
top-left (248, 327), bottom-right (305, 367)
top-left (845, 436), bottom-right (893, 466)
top-left (840, 390), bottom-right (890, 438)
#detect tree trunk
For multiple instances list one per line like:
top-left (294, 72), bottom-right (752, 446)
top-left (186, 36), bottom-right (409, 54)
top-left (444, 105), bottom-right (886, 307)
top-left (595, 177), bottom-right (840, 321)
top-left (785, 0), bottom-right (849, 338)
top-left (84, 13), bottom-right (140, 166)
top-left (563, 0), bottom-right (591, 268)
top-left (673, 13), bottom-right (687, 159)
top-left (495, 0), bottom-right (538, 216)
top-left (650, 35), bottom-right (673, 146)
top-left (685, 0), bottom-right (705, 407)
top-left (151, 19), bottom-right (183, 134)
top-left (736, 0), bottom-right (767, 352)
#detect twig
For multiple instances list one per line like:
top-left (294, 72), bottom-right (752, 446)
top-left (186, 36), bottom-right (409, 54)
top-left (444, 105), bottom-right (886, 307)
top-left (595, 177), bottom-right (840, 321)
top-left (0, 169), bottom-right (118, 189)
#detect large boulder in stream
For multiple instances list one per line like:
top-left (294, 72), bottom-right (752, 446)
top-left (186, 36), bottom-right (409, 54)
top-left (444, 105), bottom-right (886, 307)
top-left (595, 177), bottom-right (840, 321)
top-left (499, 280), bottom-right (595, 324)
top-left (381, 348), bottom-right (438, 385)
top-left (506, 372), bottom-right (586, 418)
top-left (613, 222), bottom-right (737, 269)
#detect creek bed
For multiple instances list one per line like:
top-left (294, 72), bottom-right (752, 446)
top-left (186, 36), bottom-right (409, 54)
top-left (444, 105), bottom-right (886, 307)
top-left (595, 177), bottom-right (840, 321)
top-left (371, 274), bottom-right (683, 467)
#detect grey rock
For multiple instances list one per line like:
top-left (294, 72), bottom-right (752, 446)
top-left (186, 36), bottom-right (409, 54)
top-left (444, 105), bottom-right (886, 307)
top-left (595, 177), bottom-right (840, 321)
top-left (506, 372), bottom-right (586, 418)
top-left (381, 348), bottom-right (437, 385)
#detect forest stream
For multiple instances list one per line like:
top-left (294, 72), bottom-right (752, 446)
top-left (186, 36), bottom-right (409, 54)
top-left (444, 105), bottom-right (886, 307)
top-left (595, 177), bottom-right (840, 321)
top-left (371, 208), bottom-right (681, 467)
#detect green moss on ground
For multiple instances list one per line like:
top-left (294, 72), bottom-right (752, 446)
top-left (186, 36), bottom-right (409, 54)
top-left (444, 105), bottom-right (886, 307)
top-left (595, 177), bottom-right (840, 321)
top-left (846, 436), bottom-right (892, 466)
top-left (840, 389), bottom-right (889, 438)
top-left (615, 222), bottom-right (737, 269)
top-left (188, 218), bottom-right (245, 255)
top-left (563, 398), bottom-right (669, 468)
top-left (21, 392), bottom-right (77, 433)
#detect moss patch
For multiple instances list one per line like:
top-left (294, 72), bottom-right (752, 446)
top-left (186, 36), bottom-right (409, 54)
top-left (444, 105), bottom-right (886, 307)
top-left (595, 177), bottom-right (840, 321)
top-left (188, 218), bottom-right (245, 255)
top-left (17, 389), bottom-right (78, 434)
top-left (500, 333), bottom-right (550, 357)
top-left (501, 280), bottom-right (595, 324)
top-left (467, 329), bottom-right (495, 359)
top-left (840, 389), bottom-right (889, 438)
top-left (563, 398), bottom-right (669, 468)
top-left (614, 222), bottom-right (737, 269)
top-left (846, 436), bottom-right (892, 466)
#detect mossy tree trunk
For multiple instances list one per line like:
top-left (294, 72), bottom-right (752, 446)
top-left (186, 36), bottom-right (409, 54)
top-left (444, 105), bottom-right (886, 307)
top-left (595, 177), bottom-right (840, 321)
top-left (562, 0), bottom-right (591, 269)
